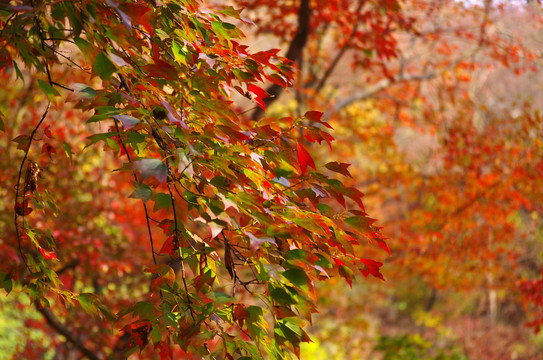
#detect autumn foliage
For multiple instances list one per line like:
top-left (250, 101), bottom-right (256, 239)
top-left (2, 0), bottom-right (543, 359)
top-left (0, 0), bottom-right (391, 358)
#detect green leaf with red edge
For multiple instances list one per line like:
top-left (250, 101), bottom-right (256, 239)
top-left (296, 141), bottom-right (315, 174)
top-left (360, 258), bottom-right (385, 280)
top-left (282, 268), bottom-right (310, 291)
top-left (344, 215), bottom-right (377, 234)
top-left (146, 264), bottom-right (176, 290)
top-left (74, 37), bottom-right (98, 61)
top-left (325, 161), bottom-right (352, 178)
top-left (218, 6), bottom-right (243, 19)
top-left (212, 20), bottom-right (242, 42)
top-left (327, 179), bottom-right (365, 210)
top-left (303, 127), bottom-right (335, 148)
top-left (325, 186), bottom-right (346, 208)
top-left (248, 84), bottom-right (269, 110)
top-left (338, 264), bottom-right (354, 288)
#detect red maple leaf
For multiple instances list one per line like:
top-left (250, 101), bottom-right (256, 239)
top-left (248, 84), bottom-right (269, 111)
top-left (296, 141), bottom-right (316, 174)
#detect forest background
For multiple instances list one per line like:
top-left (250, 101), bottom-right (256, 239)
top-left (1, 0), bottom-right (543, 359)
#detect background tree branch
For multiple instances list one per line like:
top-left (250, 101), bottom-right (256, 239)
top-left (37, 306), bottom-right (100, 360)
top-left (327, 48), bottom-right (481, 116)
top-left (252, 0), bottom-right (311, 120)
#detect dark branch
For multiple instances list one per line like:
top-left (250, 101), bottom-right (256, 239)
top-left (37, 306), bottom-right (100, 360)
top-left (14, 102), bottom-right (51, 272)
top-left (56, 258), bottom-right (80, 275)
top-left (251, 0), bottom-right (311, 120)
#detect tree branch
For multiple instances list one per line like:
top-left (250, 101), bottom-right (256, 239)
top-left (14, 102), bottom-right (51, 272)
top-left (328, 49), bottom-right (481, 115)
top-left (252, 0), bottom-right (311, 120)
top-left (37, 306), bottom-right (100, 360)
top-left (314, 0), bottom-right (365, 94)
top-left (112, 113), bottom-right (157, 265)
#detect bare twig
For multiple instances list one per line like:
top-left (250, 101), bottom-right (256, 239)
top-left (0, 11), bottom-right (17, 37)
top-left (14, 102), bottom-right (51, 271)
top-left (167, 182), bottom-right (195, 320)
top-left (112, 117), bottom-right (157, 265)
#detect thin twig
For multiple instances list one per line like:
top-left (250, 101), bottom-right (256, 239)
top-left (167, 182), bottom-right (195, 320)
top-left (314, 0), bottom-right (365, 93)
top-left (14, 101), bottom-right (51, 272)
top-left (0, 11), bottom-right (17, 38)
top-left (112, 118), bottom-right (157, 265)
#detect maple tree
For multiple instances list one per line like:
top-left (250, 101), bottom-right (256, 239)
top-left (0, 0), bottom-right (391, 359)
top-left (3, 0), bottom-right (543, 359)
top-left (219, 0), bottom-right (543, 358)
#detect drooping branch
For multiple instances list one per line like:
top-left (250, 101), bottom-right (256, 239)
top-left (37, 306), bottom-right (101, 360)
top-left (251, 0), bottom-right (311, 120)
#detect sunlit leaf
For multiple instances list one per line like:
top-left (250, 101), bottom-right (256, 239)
top-left (296, 141), bottom-right (316, 174)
